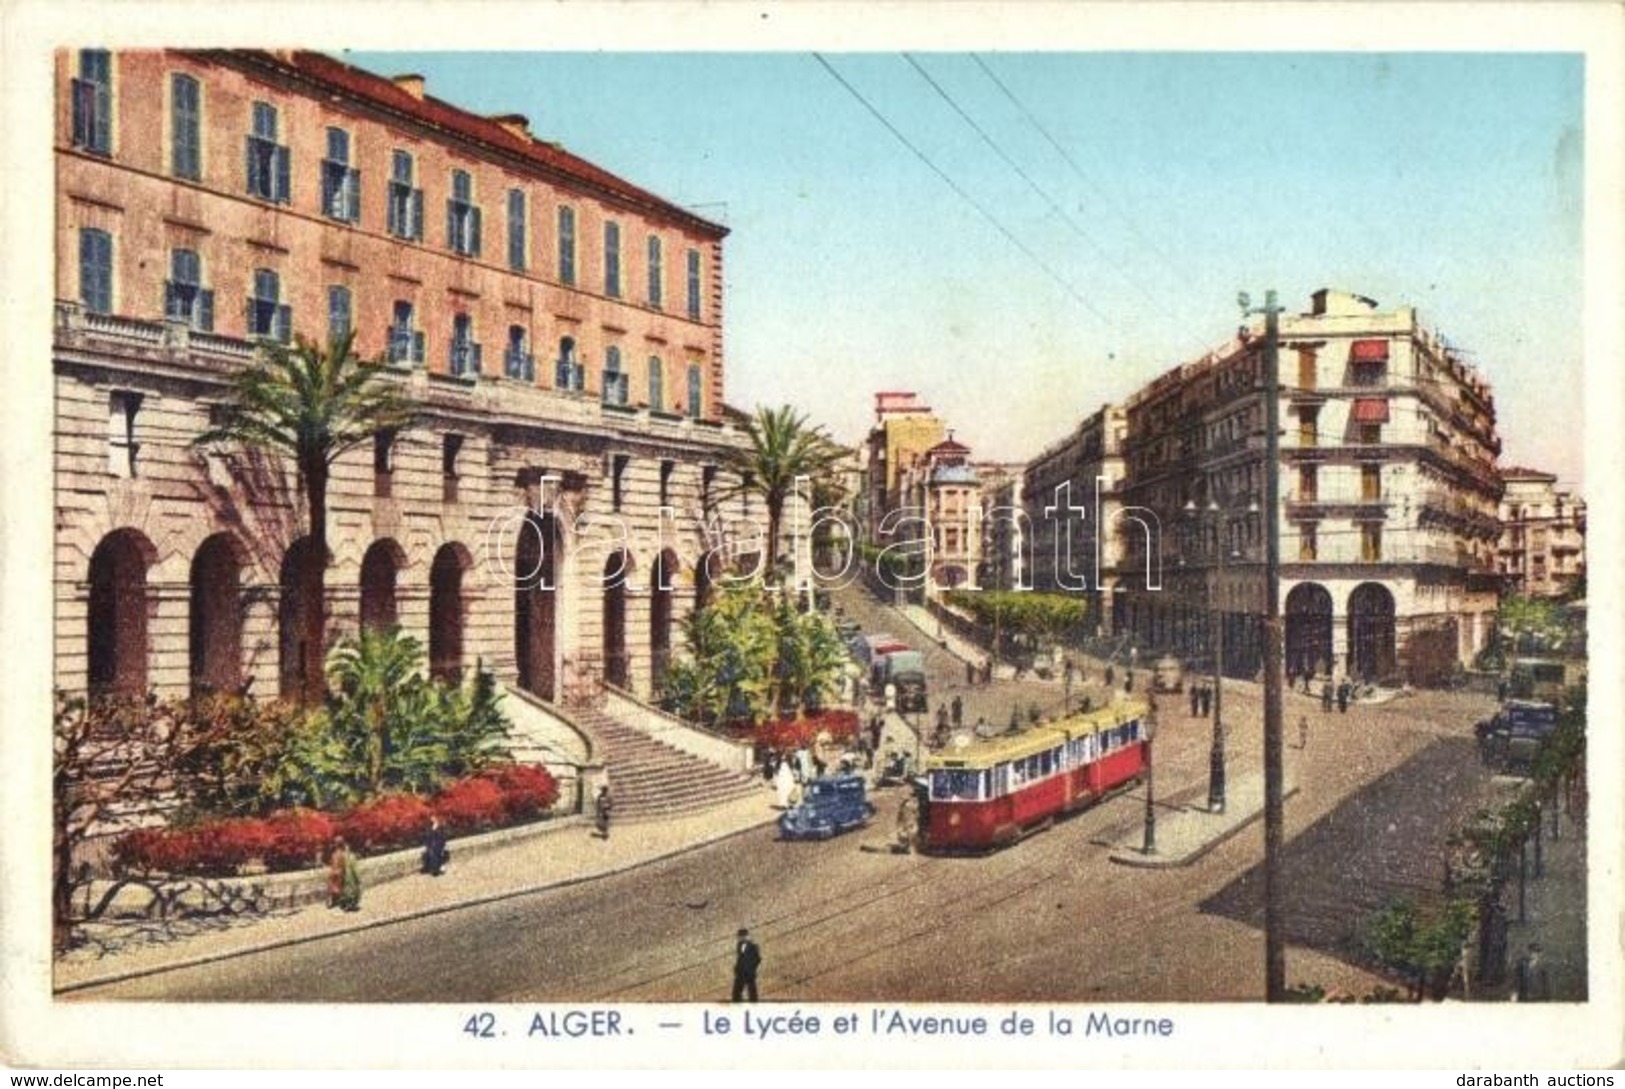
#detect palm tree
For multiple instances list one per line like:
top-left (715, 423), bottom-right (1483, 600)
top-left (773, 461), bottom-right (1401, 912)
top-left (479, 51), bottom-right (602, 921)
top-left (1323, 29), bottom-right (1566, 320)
top-left (195, 331), bottom-right (418, 705)
top-left (722, 405), bottom-right (845, 581)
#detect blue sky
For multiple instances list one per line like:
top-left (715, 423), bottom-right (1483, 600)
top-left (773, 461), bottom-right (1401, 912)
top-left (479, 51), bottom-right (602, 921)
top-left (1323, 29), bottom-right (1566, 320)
top-left (346, 50), bottom-right (1585, 485)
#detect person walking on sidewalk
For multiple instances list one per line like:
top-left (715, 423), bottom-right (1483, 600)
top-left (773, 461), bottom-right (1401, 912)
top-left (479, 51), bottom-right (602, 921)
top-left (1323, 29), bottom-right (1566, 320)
top-left (594, 785), bottom-right (613, 840)
top-left (1189, 684), bottom-right (1200, 718)
top-left (936, 703), bottom-right (950, 737)
top-left (328, 836), bottom-right (361, 912)
top-left (1298, 715), bottom-right (1310, 751)
top-left (966, 660), bottom-right (976, 687)
top-left (421, 816), bottom-right (450, 877)
top-left (1336, 679), bottom-right (1350, 714)
top-left (732, 928), bottom-right (762, 1002)
top-left (950, 695), bottom-right (963, 729)
top-left (1321, 678), bottom-right (1334, 713)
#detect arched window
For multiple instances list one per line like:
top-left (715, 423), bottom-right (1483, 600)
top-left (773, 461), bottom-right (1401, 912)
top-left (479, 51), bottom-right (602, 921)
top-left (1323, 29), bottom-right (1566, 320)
top-left (648, 355), bottom-right (664, 411)
top-left (603, 345), bottom-right (627, 406)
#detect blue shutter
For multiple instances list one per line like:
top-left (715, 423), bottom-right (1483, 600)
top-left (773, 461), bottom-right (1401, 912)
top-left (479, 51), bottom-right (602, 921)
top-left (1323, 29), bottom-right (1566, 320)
top-left (274, 304), bottom-right (292, 344)
top-left (245, 296), bottom-right (257, 336)
top-left (410, 189), bottom-right (424, 240)
top-left (163, 280), bottom-right (181, 321)
top-left (275, 145), bottom-right (291, 204)
top-left (71, 79), bottom-right (90, 148)
top-left (412, 330), bottom-right (425, 365)
top-left (346, 168), bottom-right (361, 222)
top-left (470, 207), bottom-right (482, 257)
top-left (387, 185), bottom-right (400, 236)
top-left (198, 289), bottom-right (215, 332)
top-left (245, 136), bottom-right (259, 196)
top-left (446, 199), bottom-right (456, 250)
top-left (471, 343), bottom-right (482, 375)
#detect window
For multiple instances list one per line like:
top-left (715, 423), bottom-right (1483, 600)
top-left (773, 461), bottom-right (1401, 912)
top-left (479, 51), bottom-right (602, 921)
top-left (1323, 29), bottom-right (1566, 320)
top-left (1297, 406), bottom-right (1319, 448)
top-left (387, 151), bottom-right (424, 241)
top-left (388, 300), bottom-right (424, 366)
top-left (245, 102), bottom-right (290, 203)
top-left (602, 345), bottom-right (628, 406)
top-left (556, 336), bottom-right (583, 391)
top-left (659, 460), bottom-right (674, 507)
top-left (72, 50), bottom-right (112, 155)
top-left (1299, 522), bottom-right (1318, 563)
top-left (611, 454), bottom-right (630, 512)
top-left (557, 206), bottom-right (576, 285)
top-left (1296, 347), bottom-right (1317, 390)
top-left (164, 248), bottom-right (213, 330)
top-left (1360, 524), bottom-right (1383, 563)
top-left (170, 73), bottom-right (201, 180)
top-left (507, 189), bottom-right (527, 271)
top-left (686, 248), bottom-right (701, 320)
top-left (1361, 464), bottom-right (1382, 502)
top-left (1357, 423), bottom-right (1382, 445)
top-left (646, 235), bottom-right (663, 308)
top-left (246, 269), bottom-right (290, 341)
top-left (647, 356), bottom-right (664, 411)
top-left (504, 325), bottom-right (534, 381)
top-left (327, 285), bottom-right (352, 342)
top-left (450, 313), bottom-right (481, 377)
top-left (686, 363), bottom-right (703, 418)
top-left (1297, 465), bottom-right (1317, 503)
top-left (604, 221), bottom-right (621, 297)
top-left (373, 430), bottom-right (395, 498)
top-left (321, 127), bottom-right (360, 223)
top-left (79, 228), bottom-right (113, 314)
top-left (446, 170), bottom-right (481, 256)
top-left (108, 390), bottom-right (140, 477)
top-left (442, 434), bottom-right (463, 503)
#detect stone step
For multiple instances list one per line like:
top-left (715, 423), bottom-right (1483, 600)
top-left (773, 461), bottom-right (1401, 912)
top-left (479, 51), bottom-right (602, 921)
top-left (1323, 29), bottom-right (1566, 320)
top-left (570, 702), bottom-right (765, 819)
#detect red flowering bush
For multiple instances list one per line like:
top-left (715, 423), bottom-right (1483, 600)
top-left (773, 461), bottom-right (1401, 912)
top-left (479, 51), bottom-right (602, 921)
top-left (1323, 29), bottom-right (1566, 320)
top-left (477, 764), bottom-right (560, 821)
top-left (112, 826), bottom-right (196, 875)
top-left (341, 794), bottom-right (432, 853)
top-left (431, 777), bottom-right (507, 834)
top-left (757, 709), bottom-right (861, 751)
top-left (261, 808), bottom-right (338, 871)
top-left (194, 818), bottom-right (277, 874)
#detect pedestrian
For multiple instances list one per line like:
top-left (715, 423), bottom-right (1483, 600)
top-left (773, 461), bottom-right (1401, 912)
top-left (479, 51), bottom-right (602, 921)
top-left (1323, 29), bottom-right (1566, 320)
top-left (594, 785), bottom-right (613, 839)
top-left (884, 681), bottom-right (897, 712)
top-left (732, 928), bottom-right (762, 1002)
top-left (421, 815), bottom-right (450, 877)
top-left (1189, 684), bottom-right (1200, 718)
top-left (982, 660), bottom-right (992, 685)
top-left (973, 714), bottom-right (989, 738)
top-left (1497, 678), bottom-right (1508, 703)
top-left (327, 836), bottom-right (361, 912)
top-left (966, 660), bottom-right (976, 687)
top-left (936, 703), bottom-right (950, 735)
top-left (1337, 680), bottom-right (1350, 714)
top-left (774, 757), bottom-right (796, 809)
top-left (762, 751), bottom-right (777, 784)
top-left (869, 715), bottom-right (884, 752)
top-left (1105, 665), bottom-right (1116, 687)
top-left (812, 752), bottom-right (827, 779)
top-left (1321, 679), bottom-right (1334, 713)
top-left (1514, 943), bottom-right (1551, 1002)
top-left (1124, 670), bottom-right (1134, 693)
top-left (950, 695), bottom-right (963, 728)
top-left (1298, 715), bottom-right (1309, 750)
top-left (895, 791), bottom-right (919, 854)
top-left (1199, 683), bottom-right (1211, 718)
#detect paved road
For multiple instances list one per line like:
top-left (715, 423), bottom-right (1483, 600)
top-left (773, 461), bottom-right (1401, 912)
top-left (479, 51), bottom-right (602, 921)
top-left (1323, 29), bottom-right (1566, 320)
top-left (74, 594), bottom-right (1509, 1003)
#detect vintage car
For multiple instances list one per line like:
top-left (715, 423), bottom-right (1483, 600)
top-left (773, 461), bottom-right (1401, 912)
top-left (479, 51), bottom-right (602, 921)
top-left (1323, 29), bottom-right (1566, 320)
top-left (1475, 699), bottom-right (1560, 772)
top-left (778, 773), bottom-right (877, 840)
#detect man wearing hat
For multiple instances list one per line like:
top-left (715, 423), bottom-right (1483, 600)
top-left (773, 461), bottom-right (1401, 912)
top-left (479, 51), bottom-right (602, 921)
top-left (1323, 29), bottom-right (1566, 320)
top-left (732, 927), bottom-right (762, 1002)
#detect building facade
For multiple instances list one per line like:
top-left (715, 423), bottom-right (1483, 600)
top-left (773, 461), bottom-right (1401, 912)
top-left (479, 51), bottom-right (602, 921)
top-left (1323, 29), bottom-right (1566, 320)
top-left (56, 48), bottom-right (755, 710)
top-left (1498, 468), bottom-right (1586, 597)
top-left (1116, 289), bottom-right (1503, 686)
top-left (863, 391), bottom-right (946, 546)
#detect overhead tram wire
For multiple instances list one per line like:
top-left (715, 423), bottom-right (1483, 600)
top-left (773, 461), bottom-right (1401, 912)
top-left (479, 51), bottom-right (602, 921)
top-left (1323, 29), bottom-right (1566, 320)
top-left (811, 52), bottom-right (1125, 337)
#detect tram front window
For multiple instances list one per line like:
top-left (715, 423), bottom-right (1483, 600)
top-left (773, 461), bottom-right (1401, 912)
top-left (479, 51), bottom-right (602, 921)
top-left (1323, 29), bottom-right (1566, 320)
top-left (931, 769), bottom-right (983, 801)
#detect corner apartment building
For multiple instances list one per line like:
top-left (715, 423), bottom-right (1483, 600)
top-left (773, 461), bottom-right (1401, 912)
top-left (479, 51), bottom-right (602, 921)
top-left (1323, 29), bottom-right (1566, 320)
top-left (1021, 404), bottom-right (1129, 636)
top-left (1117, 289), bottom-right (1503, 686)
top-left (56, 48), bottom-right (755, 708)
top-left (1498, 468), bottom-right (1586, 597)
top-left (864, 391), bottom-right (946, 545)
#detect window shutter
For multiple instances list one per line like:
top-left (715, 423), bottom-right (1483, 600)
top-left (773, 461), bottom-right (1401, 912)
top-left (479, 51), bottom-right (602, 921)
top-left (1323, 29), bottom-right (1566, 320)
top-left (245, 296), bottom-right (257, 336)
top-left (163, 281), bottom-right (180, 322)
top-left (245, 136), bottom-right (260, 196)
top-left (471, 207), bottom-right (482, 257)
top-left (71, 79), bottom-right (90, 147)
top-left (412, 331), bottom-right (425, 365)
top-left (387, 187), bottom-right (400, 236)
top-left (275, 304), bottom-right (292, 344)
top-left (198, 289), bottom-right (215, 332)
top-left (471, 343), bottom-right (482, 375)
top-left (446, 199), bottom-right (456, 249)
top-left (346, 168), bottom-right (361, 222)
top-left (275, 145), bottom-right (291, 204)
top-left (410, 189), bottom-right (424, 240)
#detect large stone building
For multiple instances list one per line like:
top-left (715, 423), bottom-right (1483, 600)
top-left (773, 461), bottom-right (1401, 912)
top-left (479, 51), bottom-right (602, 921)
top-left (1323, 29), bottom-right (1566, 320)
top-left (863, 391), bottom-right (946, 544)
top-left (1497, 467), bottom-right (1586, 597)
top-left (55, 49), bottom-right (757, 713)
top-left (1115, 289), bottom-right (1504, 686)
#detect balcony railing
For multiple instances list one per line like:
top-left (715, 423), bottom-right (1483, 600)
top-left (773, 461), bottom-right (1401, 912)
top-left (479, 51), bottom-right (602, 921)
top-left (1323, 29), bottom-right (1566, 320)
top-left (450, 340), bottom-right (482, 378)
top-left (601, 371), bottom-right (630, 407)
top-left (503, 349), bottom-right (535, 382)
top-left (555, 359), bottom-right (585, 392)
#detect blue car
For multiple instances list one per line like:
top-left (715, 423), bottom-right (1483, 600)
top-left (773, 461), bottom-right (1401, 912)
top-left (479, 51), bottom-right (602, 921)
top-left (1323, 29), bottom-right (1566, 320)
top-left (779, 774), bottom-right (876, 840)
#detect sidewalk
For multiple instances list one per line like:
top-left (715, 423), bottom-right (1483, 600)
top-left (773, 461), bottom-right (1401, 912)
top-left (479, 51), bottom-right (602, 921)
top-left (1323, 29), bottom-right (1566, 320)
top-left (1107, 769), bottom-right (1300, 868)
top-left (1487, 799), bottom-right (1588, 1002)
top-left (56, 788), bottom-right (779, 994)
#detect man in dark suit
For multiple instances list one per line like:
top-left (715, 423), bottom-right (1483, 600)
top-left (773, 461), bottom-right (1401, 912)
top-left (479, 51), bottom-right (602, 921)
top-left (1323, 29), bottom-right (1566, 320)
top-left (732, 927), bottom-right (762, 1002)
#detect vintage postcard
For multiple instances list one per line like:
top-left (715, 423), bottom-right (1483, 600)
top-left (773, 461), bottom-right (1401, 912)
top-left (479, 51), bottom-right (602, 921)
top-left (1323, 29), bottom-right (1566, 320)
top-left (2, 0), bottom-right (1621, 1072)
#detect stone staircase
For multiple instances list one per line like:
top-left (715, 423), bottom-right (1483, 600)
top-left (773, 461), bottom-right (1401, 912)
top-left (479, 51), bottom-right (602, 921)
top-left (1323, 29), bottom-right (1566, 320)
top-left (568, 704), bottom-right (765, 821)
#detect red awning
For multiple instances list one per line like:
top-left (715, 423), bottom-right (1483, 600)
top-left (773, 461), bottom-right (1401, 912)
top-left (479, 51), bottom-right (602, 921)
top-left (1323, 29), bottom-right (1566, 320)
top-left (1350, 339), bottom-right (1390, 363)
top-left (1352, 397), bottom-right (1390, 423)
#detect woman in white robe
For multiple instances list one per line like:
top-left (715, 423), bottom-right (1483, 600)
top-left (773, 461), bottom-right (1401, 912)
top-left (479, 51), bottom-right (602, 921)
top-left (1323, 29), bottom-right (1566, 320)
top-left (774, 758), bottom-right (796, 809)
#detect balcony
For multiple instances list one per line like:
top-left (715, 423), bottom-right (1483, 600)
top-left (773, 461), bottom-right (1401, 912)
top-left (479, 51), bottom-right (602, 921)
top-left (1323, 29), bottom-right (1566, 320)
top-left (503, 349), bottom-right (536, 382)
top-left (601, 371), bottom-right (630, 407)
top-left (554, 359), bottom-right (586, 393)
top-left (450, 340), bottom-right (482, 379)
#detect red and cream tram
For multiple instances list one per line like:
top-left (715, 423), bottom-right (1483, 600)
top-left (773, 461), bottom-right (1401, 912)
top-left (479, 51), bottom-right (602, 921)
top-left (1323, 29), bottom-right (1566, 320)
top-left (920, 699), bottom-right (1151, 851)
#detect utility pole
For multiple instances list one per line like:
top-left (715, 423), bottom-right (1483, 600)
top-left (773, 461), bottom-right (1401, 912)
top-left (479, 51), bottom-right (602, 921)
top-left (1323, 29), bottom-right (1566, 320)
top-left (1241, 288), bottom-right (1287, 1002)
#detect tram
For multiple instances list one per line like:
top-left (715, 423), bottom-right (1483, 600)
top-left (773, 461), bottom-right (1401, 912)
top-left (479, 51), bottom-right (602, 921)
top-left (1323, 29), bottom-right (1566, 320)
top-left (919, 699), bottom-right (1151, 852)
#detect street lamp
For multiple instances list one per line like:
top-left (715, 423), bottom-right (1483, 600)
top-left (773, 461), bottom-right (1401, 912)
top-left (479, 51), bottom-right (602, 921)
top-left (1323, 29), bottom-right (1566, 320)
top-left (1140, 703), bottom-right (1157, 854)
top-left (1184, 497), bottom-right (1256, 814)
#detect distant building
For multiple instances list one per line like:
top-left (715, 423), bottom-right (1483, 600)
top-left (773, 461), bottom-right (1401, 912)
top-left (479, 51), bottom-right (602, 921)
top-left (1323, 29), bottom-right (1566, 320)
top-left (899, 434), bottom-right (982, 595)
top-left (1114, 289), bottom-right (1503, 685)
top-left (1498, 468), bottom-right (1585, 597)
top-left (975, 461), bottom-right (1026, 592)
top-left (864, 391), bottom-right (946, 546)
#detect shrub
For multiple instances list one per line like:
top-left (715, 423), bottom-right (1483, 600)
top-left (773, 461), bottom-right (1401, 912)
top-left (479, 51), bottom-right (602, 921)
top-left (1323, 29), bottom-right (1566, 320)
top-left (113, 826), bottom-right (195, 875)
top-left (262, 808), bottom-right (338, 871)
top-left (756, 709), bottom-right (861, 751)
top-left (199, 818), bottom-right (277, 874)
top-left (341, 794), bottom-right (432, 853)
top-left (478, 764), bottom-right (560, 821)
top-left (432, 777), bottom-right (507, 834)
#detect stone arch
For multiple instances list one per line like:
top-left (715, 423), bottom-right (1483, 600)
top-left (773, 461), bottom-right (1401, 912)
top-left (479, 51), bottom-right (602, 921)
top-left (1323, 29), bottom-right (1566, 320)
top-left (359, 538), bottom-right (407, 634)
top-left (514, 512), bottom-right (562, 701)
top-left (1348, 581), bottom-right (1397, 683)
top-left (650, 548), bottom-right (679, 690)
top-left (429, 542), bottom-right (472, 684)
top-left (602, 548), bottom-right (632, 689)
top-left (88, 528), bottom-right (157, 697)
top-left (1285, 581), bottom-right (1335, 679)
top-left (278, 536), bottom-right (326, 701)
top-left (189, 532), bottom-right (246, 695)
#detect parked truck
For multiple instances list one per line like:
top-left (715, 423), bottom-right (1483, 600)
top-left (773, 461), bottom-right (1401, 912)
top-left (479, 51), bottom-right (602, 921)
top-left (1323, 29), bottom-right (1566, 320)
top-left (874, 648), bottom-right (929, 714)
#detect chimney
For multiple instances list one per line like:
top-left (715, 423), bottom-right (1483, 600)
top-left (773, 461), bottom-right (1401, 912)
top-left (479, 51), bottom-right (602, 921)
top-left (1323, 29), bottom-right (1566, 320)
top-left (392, 73), bottom-right (426, 99)
top-left (490, 113), bottom-right (531, 140)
